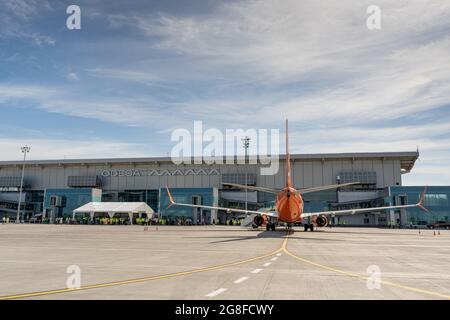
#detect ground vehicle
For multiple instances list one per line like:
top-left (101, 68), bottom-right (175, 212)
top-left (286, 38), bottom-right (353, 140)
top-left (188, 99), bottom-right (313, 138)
top-left (426, 221), bottom-right (450, 229)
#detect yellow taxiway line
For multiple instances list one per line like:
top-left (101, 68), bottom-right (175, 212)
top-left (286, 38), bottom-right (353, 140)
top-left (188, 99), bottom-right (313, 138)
top-left (0, 238), bottom-right (288, 300)
top-left (1, 233), bottom-right (449, 300)
top-left (282, 236), bottom-right (450, 300)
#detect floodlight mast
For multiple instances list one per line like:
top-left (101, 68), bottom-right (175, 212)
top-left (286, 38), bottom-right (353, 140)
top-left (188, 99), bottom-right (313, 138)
top-left (16, 146), bottom-right (30, 224)
top-left (242, 137), bottom-right (250, 214)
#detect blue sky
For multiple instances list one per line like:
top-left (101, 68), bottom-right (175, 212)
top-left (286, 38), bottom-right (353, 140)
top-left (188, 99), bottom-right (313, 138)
top-left (0, 0), bottom-right (450, 185)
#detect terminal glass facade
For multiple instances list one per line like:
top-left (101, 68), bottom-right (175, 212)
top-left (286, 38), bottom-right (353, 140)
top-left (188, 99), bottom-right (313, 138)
top-left (43, 188), bottom-right (101, 219)
top-left (159, 188), bottom-right (218, 223)
top-left (388, 186), bottom-right (450, 225)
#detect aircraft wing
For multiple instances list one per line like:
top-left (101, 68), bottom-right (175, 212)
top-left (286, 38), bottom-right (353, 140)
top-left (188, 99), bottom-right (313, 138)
top-left (222, 182), bottom-right (360, 195)
top-left (222, 183), bottom-right (279, 194)
top-left (298, 182), bottom-right (361, 194)
top-left (165, 187), bottom-right (279, 218)
top-left (301, 187), bottom-right (429, 218)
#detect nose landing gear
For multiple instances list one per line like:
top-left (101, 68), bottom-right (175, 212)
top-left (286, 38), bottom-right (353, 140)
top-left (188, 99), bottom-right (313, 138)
top-left (304, 224), bottom-right (314, 232)
top-left (266, 222), bottom-right (276, 231)
top-left (285, 223), bottom-right (294, 234)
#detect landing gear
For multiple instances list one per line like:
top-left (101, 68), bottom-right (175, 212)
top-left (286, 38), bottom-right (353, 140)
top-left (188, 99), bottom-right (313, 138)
top-left (285, 223), bottom-right (294, 234)
top-left (266, 223), bottom-right (276, 231)
top-left (304, 224), bottom-right (314, 232)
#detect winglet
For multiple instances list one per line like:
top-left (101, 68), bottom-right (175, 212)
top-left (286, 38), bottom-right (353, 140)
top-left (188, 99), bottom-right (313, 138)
top-left (166, 186), bottom-right (175, 208)
top-left (418, 186), bottom-right (429, 213)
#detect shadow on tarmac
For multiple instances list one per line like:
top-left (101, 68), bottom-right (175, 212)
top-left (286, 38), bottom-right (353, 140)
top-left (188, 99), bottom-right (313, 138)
top-left (161, 227), bottom-right (419, 237)
top-left (323, 229), bottom-right (420, 237)
top-left (185, 230), bottom-right (347, 243)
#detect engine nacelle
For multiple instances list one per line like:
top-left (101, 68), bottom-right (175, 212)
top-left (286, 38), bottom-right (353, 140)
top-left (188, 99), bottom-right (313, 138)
top-left (314, 215), bottom-right (329, 227)
top-left (253, 215), bottom-right (266, 226)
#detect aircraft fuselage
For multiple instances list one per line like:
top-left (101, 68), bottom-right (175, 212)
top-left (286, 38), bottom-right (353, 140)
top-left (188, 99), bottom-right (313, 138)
top-left (276, 186), bottom-right (304, 223)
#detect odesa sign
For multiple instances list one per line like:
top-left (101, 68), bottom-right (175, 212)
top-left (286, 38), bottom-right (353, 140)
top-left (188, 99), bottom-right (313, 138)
top-left (101, 169), bottom-right (220, 177)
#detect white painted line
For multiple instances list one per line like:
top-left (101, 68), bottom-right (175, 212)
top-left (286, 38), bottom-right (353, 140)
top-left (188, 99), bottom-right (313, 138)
top-left (233, 277), bottom-right (249, 284)
top-left (276, 253), bottom-right (282, 256)
top-left (205, 288), bottom-right (227, 297)
top-left (251, 268), bottom-right (263, 274)
top-left (271, 257), bottom-right (278, 261)
top-left (263, 262), bottom-right (272, 267)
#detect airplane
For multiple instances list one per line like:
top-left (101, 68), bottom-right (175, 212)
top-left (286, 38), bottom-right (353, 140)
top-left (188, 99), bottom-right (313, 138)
top-left (165, 119), bottom-right (428, 232)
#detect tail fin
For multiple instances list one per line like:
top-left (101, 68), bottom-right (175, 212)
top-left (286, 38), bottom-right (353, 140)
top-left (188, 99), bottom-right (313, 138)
top-left (285, 119), bottom-right (292, 187)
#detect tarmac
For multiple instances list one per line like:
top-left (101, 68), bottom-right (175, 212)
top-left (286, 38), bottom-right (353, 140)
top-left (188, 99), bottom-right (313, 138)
top-left (0, 224), bottom-right (449, 300)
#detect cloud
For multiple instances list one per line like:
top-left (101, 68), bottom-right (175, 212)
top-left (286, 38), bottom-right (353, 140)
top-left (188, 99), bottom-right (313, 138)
top-left (0, 84), bottom-right (56, 102)
top-left (290, 122), bottom-right (450, 148)
top-left (116, 0), bottom-right (450, 127)
top-left (4, 1), bottom-right (449, 129)
top-left (0, 84), bottom-right (179, 127)
top-left (0, 138), bottom-right (150, 161)
top-left (26, 32), bottom-right (55, 45)
top-left (0, 0), bottom-right (55, 45)
top-left (132, 1), bottom-right (449, 77)
top-left (3, 0), bottom-right (52, 21)
top-left (86, 68), bottom-right (169, 88)
top-left (66, 72), bottom-right (79, 81)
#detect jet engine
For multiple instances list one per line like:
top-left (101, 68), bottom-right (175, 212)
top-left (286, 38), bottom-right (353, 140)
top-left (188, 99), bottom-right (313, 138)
top-left (253, 215), bottom-right (266, 227)
top-left (314, 215), bottom-right (329, 227)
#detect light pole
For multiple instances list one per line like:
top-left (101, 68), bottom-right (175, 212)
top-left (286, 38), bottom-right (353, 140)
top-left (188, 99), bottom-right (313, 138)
top-left (241, 137), bottom-right (250, 213)
top-left (16, 146), bottom-right (30, 224)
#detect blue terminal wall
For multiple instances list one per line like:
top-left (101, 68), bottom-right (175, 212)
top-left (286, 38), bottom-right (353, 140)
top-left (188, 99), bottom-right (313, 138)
top-left (159, 188), bottom-right (217, 218)
top-left (43, 188), bottom-right (99, 217)
top-left (388, 186), bottom-right (450, 225)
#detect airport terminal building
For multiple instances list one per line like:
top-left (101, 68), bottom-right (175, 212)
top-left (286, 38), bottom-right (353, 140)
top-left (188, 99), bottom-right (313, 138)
top-left (0, 151), bottom-right (449, 227)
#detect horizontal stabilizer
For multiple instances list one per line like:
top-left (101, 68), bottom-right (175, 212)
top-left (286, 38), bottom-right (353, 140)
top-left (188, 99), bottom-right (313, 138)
top-left (222, 182), bottom-right (279, 194)
top-left (299, 182), bottom-right (360, 194)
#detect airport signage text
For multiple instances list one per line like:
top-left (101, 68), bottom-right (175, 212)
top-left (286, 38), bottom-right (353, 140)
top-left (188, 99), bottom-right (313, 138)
top-left (0, 187), bottom-right (19, 192)
top-left (101, 168), bottom-right (220, 177)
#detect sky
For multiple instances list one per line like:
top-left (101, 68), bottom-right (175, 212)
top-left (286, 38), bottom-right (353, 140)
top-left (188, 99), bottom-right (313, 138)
top-left (0, 0), bottom-right (449, 185)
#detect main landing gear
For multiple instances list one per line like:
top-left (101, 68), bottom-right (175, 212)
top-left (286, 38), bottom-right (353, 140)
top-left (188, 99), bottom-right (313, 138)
top-left (265, 222), bottom-right (295, 234)
top-left (304, 224), bottom-right (314, 232)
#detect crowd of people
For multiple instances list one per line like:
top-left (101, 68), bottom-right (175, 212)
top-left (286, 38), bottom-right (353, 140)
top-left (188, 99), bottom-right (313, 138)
top-left (53, 216), bottom-right (154, 225)
top-left (2, 215), bottom-right (245, 226)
